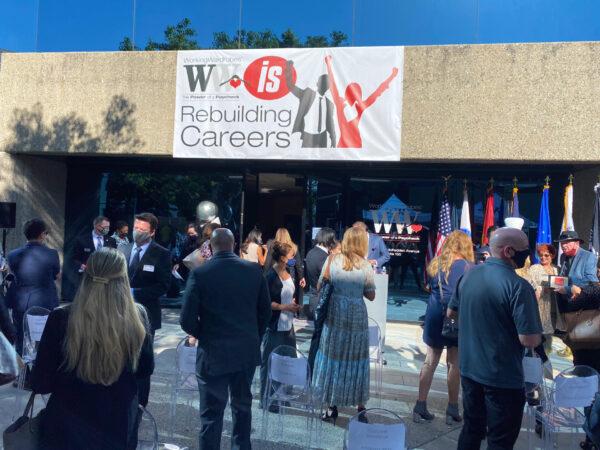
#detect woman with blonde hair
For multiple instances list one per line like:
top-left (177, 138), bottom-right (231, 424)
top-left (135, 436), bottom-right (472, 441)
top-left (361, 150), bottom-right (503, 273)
top-left (32, 248), bottom-right (154, 450)
top-left (313, 226), bottom-right (376, 423)
top-left (414, 230), bottom-right (474, 425)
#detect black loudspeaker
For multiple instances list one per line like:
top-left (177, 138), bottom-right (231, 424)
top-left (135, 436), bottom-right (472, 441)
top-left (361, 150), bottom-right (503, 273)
top-left (0, 203), bottom-right (16, 229)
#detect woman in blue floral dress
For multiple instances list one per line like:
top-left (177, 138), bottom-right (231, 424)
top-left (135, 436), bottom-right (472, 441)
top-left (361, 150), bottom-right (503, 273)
top-left (312, 226), bottom-right (376, 422)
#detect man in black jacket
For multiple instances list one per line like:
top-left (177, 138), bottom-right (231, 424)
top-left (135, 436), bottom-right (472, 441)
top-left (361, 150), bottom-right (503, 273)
top-left (304, 227), bottom-right (336, 319)
top-left (120, 212), bottom-right (171, 406)
top-left (73, 216), bottom-right (117, 272)
top-left (180, 228), bottom-right (271, 450)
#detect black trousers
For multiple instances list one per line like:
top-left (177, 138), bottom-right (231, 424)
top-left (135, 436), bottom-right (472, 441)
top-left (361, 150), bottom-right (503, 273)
top-left (458, 376), bottom-right (525, 450)
top-left (197, 366), bottom-right (255, 450)
top-left (136, 327), bottom-right (155, 407)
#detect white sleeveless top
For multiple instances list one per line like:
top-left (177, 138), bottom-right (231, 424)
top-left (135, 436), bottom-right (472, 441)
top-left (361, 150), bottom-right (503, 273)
top-left (278, 277), bottom-right (295, 332)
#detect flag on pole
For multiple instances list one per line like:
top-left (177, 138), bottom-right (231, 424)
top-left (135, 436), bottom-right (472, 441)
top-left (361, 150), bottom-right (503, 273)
top-left (590, 183), bottom-right (600, 255)
top-left (481, 187), bottom-right (495, 245)
top-left (512, 186), bottom-right (520, 217)
top-left (561, 182), bottom-right (574, 232)
top-left (534, 183), bottom-right (552, 263)
top-left (435, 194), bottom-right (452, 255)
top-left (557, 178), bottom-right (574, 264)
top-left (460, 189), bottom-right (471, 236)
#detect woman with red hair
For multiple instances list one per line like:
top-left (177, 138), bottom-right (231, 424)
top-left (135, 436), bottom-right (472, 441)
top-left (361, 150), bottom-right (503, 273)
top-left (528, 244), bottom-right (559, 352)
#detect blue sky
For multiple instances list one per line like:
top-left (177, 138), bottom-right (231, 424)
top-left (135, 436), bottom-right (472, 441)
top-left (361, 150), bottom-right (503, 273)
top-left (2, 0), bottom-right (600, 52)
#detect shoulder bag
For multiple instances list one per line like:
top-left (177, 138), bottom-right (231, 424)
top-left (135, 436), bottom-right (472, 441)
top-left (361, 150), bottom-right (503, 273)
top-left (308, 255), bottom-right (334, 371)
top-left (439, 271), bottom-right (459, 341)
top-left (562, 306), bottom-right (600, 350)
top-left (3, 392), bottom-right (44, 450)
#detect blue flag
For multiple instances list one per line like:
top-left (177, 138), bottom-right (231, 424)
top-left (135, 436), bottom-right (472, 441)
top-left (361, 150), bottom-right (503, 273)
top-left (512, 187), bottom-right (520, 217)
top-left (534, 185), bottom-right (552, 263)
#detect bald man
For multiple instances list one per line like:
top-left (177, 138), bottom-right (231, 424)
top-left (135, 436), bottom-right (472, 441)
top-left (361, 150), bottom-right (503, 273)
top-left (180, 228), bottom-right (272, 450)
top-left (447, 227), bottom-right (542, 450)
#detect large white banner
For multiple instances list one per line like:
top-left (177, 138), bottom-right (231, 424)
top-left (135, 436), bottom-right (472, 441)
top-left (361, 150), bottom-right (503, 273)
top-left (173, 47), bottom-right (404, 161)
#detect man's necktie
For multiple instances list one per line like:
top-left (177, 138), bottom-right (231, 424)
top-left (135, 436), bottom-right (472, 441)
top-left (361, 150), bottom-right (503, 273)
top-left (318, 97), bottom-right (323, 133)
top-left (129, 246), bottom-right (142, 276)
top-left (97, 236), bottom-right (103, 250)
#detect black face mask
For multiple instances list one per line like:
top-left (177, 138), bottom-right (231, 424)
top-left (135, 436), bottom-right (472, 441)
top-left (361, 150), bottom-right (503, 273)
top-left (511, 249), bottom-right (530, 269)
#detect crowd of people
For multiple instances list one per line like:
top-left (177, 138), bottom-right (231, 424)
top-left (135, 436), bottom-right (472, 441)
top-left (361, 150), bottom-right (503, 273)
top-left (0, 211), bottom-right (599, 449)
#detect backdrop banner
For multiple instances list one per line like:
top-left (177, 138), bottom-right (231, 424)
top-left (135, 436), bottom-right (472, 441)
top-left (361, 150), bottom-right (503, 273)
top-left (173, 46), bottom-right (404, 161)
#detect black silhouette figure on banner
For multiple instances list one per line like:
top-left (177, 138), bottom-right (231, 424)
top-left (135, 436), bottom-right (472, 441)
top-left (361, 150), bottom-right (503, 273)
top-left (285, 60), bottom-right (336, 148)
top-left (325, 55), bottom-right (399, 148)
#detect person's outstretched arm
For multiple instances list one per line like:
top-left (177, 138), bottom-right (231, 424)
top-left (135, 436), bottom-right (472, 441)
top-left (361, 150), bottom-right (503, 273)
top-left (285, 60), bottom-right (303, 98)
top-left (324, 55), bottom-right (343, 106)
top-left (364, 67), bottom-right (399, 109)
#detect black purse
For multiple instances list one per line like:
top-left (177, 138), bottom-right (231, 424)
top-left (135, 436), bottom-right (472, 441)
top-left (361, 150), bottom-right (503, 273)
top-left (439, 271), bottom-right (459, 341)
top-left (308, 256), bottom-right (334, 371)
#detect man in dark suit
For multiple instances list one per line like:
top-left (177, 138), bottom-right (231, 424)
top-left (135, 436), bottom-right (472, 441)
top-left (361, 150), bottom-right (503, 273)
top-left (6, 219), bottom-right (60, 354)
top-left (73, 216), bottom-right (117, 274)
top-left (180, 228), bottom-right (271, 450)
top-left (353, 221), bottom-right (390, 272)
top-left (120, 212), bottom-right (171, 406)
top-left (304, 227), bottom-right (336, 319)
top-left (285, 60), bottom-right (336, 148)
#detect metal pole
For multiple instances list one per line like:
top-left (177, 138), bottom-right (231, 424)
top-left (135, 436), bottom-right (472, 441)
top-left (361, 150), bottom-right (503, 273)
top-left (352, 0), bottom-right (356, 46)
top-left (238, 0), bottom-right (243, 49)
top-left (132, 0), bottom-right (137, 49)
top-left (34, 0), bottom-right (40, 51)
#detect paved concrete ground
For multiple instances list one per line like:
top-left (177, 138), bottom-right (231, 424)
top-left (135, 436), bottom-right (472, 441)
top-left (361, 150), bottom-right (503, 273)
top-left (0, 309), bottom-right (588, 449)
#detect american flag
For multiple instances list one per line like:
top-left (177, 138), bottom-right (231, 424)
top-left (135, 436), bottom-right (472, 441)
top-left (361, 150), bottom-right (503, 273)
top-left (435, 194), bottom-right (452, 255)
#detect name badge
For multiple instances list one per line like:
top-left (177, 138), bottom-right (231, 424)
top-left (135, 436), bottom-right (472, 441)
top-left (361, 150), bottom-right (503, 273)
top-left (143, 265), bottom-right (155, 273)
top-left (84, 248), bottom-right (91, 252)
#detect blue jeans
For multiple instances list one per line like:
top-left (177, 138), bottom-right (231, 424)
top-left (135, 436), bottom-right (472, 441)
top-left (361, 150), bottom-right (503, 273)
top-left (458, 376), bottom-right (525, 450)
top-left (197, 366), bottom-right (256, 450)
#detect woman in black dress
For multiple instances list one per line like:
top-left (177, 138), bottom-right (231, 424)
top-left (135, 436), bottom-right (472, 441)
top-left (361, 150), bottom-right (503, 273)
top-left (31, 248), bottom-right (154, 450)
top-left (414, 230), bottom-right (474, 425)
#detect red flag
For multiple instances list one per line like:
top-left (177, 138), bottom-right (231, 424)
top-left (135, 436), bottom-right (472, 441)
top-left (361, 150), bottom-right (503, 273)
top-left (481, 189), bottom-right (495, 245)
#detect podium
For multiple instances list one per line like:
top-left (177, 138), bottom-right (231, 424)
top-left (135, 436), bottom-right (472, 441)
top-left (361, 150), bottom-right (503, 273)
top-left (364, 273), bottom-right (389, 342)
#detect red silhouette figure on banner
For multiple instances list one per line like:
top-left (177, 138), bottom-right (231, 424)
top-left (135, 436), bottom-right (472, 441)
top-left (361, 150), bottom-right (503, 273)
top-left (325, 55), bottom-right (399, 148)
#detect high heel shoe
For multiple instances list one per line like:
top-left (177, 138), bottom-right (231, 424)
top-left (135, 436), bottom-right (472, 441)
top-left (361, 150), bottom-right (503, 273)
top-left (413, 400), bottom-right (435, 423)
top-left (445, 403), bottom-right (462, 425)
top-left (321, 406), bottom-right (338, 425)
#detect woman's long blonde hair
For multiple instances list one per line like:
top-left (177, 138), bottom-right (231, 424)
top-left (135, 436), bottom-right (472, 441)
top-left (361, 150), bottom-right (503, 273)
top-left (341, 226), bottom-right (369, 271)
top-left (427, 230), bottom-right (474, 281)
top-left (275, 227), bottom-right (297, 255)
top-left (64, 248), bottom-right (147, 386)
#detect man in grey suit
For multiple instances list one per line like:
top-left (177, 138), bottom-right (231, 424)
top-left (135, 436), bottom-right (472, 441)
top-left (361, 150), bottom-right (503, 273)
top-left (556, 230), bottom-right (599, 295)
top-left (354, 221), bottom-right (390, 272)
top-left (180, 228), bottom-right (272, 450)
top-left (285, 60), bottom-right (336, 148)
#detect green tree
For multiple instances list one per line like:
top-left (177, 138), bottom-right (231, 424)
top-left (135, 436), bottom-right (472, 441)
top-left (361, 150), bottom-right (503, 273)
top-left (145, 18), bottom-right (199, 50)
top-left (120, 18), bottom-right (347, 51)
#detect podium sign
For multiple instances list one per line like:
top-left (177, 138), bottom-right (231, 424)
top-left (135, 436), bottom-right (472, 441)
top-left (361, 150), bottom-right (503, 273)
top-left (365, 273), bottom-right (389, 342)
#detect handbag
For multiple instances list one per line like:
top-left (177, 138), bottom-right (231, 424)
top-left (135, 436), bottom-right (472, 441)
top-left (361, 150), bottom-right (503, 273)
top-left (182, 248), bottom-right (205, 270)
top-left (438, 271), bottom-right (459, 341)
top-left (308, 256), bottom-right (334, 371)
top-left (3, 392), bottom-right (44, 450)
top-left (561, 306), bottom-right (600, 350)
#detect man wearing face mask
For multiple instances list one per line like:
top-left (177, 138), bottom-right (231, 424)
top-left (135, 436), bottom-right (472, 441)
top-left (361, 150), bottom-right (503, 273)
top-left (555, 230), bottom-right (598, 297)
top-left (73, 216), bottom-right (117, 274)
top-left (119, 212), bottom-right (171, 407)
top-left (447, 227), bottom-right (542, 450)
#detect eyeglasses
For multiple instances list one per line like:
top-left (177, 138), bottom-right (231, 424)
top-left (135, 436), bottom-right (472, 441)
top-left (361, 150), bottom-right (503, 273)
top-left (539, 253), bottom-right (552, 258)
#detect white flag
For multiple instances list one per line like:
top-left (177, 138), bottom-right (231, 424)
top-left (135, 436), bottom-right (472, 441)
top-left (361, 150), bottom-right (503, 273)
top-left (562, 183), bottom-right (574, 232)
top-left (460, 190), bottom-right (471, 236)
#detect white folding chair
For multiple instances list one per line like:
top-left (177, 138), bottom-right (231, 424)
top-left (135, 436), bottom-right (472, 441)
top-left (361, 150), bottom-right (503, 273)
top-left (15, 306), bottom-right (50, 411)
top-left (344, 408), bottom-right (407, 450)
top-left (368, 317), bottom-right (384, 406)
top-left (535, 365), bottom-right (599, 449)
top-left (261, 345), bottom-right (317, 447)
top-left (137, 406), bottom-right (159, 450)
top-left (169, 337), bottom-right (198, 437)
